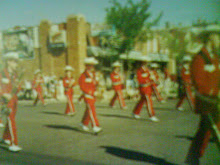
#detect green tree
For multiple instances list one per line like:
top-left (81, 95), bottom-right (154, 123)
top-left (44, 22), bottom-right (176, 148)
top-left (105, 0), bottom-right (162, 55)
top-left (159, 28), bottom-right (189, 74)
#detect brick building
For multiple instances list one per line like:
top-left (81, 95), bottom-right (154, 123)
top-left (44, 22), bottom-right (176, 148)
top-left (0, 14), bottom-right (88, 80)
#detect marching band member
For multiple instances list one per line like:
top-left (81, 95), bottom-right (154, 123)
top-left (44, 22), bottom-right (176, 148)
top-left (0, 52), bottom-right (22, 152)
top-left (63, 66), bottom-right (76, 116)
top-left (78, 57), bottom-right (102, 133)
top-left (132, 56), bottom-right (159, 122)
top-left (32, 69), bottom-right (45, 106)
top-left (185, 25), bottom-right (220, 164)
top-left (176, 56), bottom-right (194, 111)
top-left (150, 63), bottom-right (165, 103)
top-left (109, 61), bottom-right (127, 109)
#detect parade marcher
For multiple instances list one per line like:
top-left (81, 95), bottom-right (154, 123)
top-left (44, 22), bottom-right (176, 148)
top-left (0, 52), bottom-right (23, 152)
top-left (32, 69), bottom-right (45, 106)
top-left (132, 56), bottom-right (159, 122)
top-left (78, 57), bottom-right (102, 133)
top-left (185, 25), bottom-right (220, 164)
top-left (162, 67), bottom-right (172, 98)
top-left (24, 80), bottom-right (32, 100)
top-left (109, 61), bottom-right (127, 109)
top-left (176, 56), bottom-right (194, 111)
top-left (63, 66), bottom-right (76, 116)
top-left (150, 63), bottom-right (165, 103)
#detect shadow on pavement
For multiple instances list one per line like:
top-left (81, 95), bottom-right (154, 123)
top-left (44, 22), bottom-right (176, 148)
top-left (98, 113), bottom-right (149, 121)
top-left (175, 135), bottom-right (215, 143)
top-left (100, 146), bottom-right (177, 165)
top-left (42, 111), bottom-right (64, 116)
top-left (98, 113), bottom-right (133, 120)
top-left (44, 124), bottom-right (95, 135)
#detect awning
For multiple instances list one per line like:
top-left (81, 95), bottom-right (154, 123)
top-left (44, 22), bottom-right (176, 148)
top-left (120, 51), bottom-right (169, 62)
top-left (147, 53), bottom-right (169, 62)
top-left (119, 51), bottom-right (143, 61)
top-left (87, 46), bottom-right (101, 57)
top-left (87, 46), bottom-right (118, 57)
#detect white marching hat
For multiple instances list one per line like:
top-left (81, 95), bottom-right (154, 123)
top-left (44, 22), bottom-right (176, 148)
top-left (34, 69), bottom-right (41, 75)
top-left (183, 55), bottom-right (192, 62)
top-left (112, 61), bottom-right (121, 67)
top-left (84, 57), bottom-right (98, 65)
top-left (186, 42), bottom-right (204, 54)
top-left (3, 52), bottom-right (20, 61)
top-left (150, 63), bottom-right (159, 68)
top-left (205, 24), bottom-right (220, 33)
top-left (64, 65), bottom-right (74, 71)
top-left (190, 25), bottom-right (220, 36)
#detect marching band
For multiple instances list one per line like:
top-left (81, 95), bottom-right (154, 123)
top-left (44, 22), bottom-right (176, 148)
top-left (0, 26), bottom-right (219, 165)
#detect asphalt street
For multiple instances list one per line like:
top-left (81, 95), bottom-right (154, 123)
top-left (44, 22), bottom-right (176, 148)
top-left (0, 97), bottom-right (219, 165)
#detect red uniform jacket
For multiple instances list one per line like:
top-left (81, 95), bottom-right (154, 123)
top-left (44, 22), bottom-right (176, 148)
top-left (181, 67), bottom-right (191, 85)
top-left (63, 77), bottom-right (76, 95)
top-left (191, 47), bottom-right (220, 97)
top-left (32, 77), bottom-right (44, 92)
top-left (0, 68), bottom-right (20, 102)
top-left (137, 66), bottom-right (152, 94)
top-left (110, 71), bottom-right (123, 91)
top-left (78, 70), bottom-right (98, 98)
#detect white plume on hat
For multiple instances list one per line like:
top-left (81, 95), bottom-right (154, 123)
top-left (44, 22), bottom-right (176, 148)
top-left (64, 65), bottom-right (74, 71)
top-left (84, 57), bottom-right (98, 65)
top-left (112, 61), bottom-right (121, 67)
top-left (3, 52), bottom-right (20, 61)
top-left (34, 69), bottom-right (41, 75)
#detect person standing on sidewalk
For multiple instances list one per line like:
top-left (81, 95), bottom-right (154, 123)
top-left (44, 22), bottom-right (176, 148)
top-left (63, 66), bottom-right (76, 116)
top-left (78, 57), bottom-right (102, 133)
top-left (176, 56), bottom-right (194, 111)
top-left (132, 56), bottom-right (159, 122)
top-left (185, 25), bottom-right (220, 164)
top-left (32, 69), bottom-right (45, 106)
top-left (0, 52), bottom-right (23, 152)
top-left (109, 61), bottom-right (127, 110)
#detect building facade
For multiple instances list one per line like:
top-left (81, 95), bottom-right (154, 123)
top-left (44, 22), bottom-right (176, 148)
top-left (0, 14), bottom-right (88, 80)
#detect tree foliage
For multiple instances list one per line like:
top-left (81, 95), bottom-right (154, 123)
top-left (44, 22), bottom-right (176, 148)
top-left (159, 29), bottom-right (188, 60)
top-left (105, 0), bottom-right (162, 54)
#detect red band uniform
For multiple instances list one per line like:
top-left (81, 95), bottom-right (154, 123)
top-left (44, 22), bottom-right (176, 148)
top-left (186, 47), bottom-right (220, 162)
top-left (79, 70), bottom-right (100, 128)
top-left (63, 76), bottom-right (76, 115)
top-left (32, 75), bottom-right (45, 105)
top-left (109, 70), bottom-right (126, 109)
top-left (133, 66), bottom-right (156, 118)
top-left (0, 68), bottom-right (21, 146)
top-left (176, 64), bottom-right (194, 110)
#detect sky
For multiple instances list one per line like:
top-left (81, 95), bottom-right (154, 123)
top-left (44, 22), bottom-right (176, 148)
top-left (0, 0), bottom-right (219, 30)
